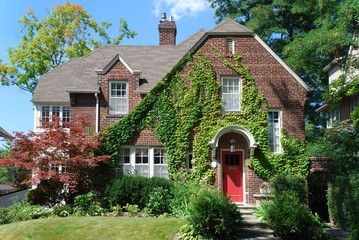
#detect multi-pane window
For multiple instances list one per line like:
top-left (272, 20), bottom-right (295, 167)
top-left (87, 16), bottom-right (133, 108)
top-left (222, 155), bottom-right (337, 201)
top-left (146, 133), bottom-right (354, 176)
top-left (135, 148), bottom-right (149, 177)
top-left (327, 107), bottom-right (341, 128)
top-left (109, 81), bottom-right (128, 114)
top-left (154, 149), bottom-right (167, 178)
top-left (226, 38), bottom-right (234, 54)
top-left (187, 153), bottom-right (194, 170)
top-left (350, 94), bottom-right (359, 113)
top-left (40, 105), bottom-right (70, 126)
top-left (118, 148), bottom-right (131, 175)
top-left (268, 111), bottom-right (281, 153)
top-left (222, 76), bottom-right (241, 111)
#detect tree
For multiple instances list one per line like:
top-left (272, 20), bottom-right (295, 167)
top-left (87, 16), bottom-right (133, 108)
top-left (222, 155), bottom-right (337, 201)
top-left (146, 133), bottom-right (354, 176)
top-left (0, 115), bottom-right (112, 195)
top-left (0, 2), bottom-right (137, 93)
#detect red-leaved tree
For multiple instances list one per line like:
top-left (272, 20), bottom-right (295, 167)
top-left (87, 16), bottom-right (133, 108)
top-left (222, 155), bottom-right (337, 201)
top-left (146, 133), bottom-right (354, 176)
top-left (0, 115), bottom-right (111, 194)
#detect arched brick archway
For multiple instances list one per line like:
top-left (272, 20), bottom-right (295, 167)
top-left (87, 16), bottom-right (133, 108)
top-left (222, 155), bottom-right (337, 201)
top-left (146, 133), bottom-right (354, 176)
top-left (309, 156), bottom-right (334, 182)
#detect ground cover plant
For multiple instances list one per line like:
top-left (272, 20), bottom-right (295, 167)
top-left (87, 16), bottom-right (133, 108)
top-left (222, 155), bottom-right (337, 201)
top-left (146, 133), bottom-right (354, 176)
top-left (0, 216), bottom-right (186, 240)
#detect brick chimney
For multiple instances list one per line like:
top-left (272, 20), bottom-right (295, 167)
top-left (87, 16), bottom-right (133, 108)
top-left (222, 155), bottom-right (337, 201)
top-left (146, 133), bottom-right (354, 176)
top-left (158, 13), bottom-right (177, 46)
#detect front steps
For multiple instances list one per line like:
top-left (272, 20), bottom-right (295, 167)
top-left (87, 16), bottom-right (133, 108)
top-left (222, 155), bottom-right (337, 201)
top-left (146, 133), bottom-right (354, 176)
top-left (237, 204), bottom-right (277, 239)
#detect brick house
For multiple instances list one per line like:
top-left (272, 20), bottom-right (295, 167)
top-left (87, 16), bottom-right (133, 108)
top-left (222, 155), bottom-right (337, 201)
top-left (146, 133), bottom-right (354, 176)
top-left (0, 126), bottom-right (10, 138)
top-left (31, 16), bottom-right (310, 205)
top-left (317, 45), bottom-right (359, 127)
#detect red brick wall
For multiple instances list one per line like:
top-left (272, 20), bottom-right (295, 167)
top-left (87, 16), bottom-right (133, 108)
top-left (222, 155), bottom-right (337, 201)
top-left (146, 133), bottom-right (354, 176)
top-left (158, 21), bottom-right (176, 46)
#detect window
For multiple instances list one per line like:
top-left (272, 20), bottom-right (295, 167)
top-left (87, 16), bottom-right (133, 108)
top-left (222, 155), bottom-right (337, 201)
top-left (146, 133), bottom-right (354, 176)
top-left (222, 76), bottom-right (241, 111)
top-left (226, 38), bottom-right (234, 54)
top-left (109, 81), bottom-right (128, 114)
top-left (187, 153), bottom-right (194, 170)
top-left (135, 148), bottom-right (149, 177)
top-left (268, 110), bottom-right (281, 153)
top-left (39, 105), bottom-right (71, 127)
top-left (118, 148), bottom-right (131, 175)
top-left (154, 149), bottom-right (167, 178)
top-left (327, 107), bottom-right (340, 128)
top-left (350, 94), bottom-right (359, 113)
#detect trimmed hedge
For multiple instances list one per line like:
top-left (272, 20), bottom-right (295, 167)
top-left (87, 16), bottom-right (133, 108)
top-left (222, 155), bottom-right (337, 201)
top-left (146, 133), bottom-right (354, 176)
top-left (104, 175), bottom-right (174, 209)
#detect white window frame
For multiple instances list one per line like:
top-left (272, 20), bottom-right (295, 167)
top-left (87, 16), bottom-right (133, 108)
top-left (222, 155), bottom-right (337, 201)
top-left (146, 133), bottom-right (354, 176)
top-left (226, 38), bottom-right (234, 54)
top-left (350, 94), bottom-right (359, 113)
top-left (153, 148), bottom-right (167, 178)
top-left (118, 146), bottom-right (168, 178)
top-left (268, 110), bottom-right (282, 153)
top-left (221, 76), bottom-right (242, 112)
top-left (36, 105), bottom-right (71, 129)
top-left (327, 107), bottom-right (341, 128)
top-left (109, 81), bottom-right (128, 114)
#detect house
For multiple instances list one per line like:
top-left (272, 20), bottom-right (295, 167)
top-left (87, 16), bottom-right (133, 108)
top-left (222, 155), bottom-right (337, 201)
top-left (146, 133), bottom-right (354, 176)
top-left (317, 45), bottom-right (359, 127)
top-left (0, 126), bottom-right (10, 138)
top-left (31, 15), bottom-right (310, 205)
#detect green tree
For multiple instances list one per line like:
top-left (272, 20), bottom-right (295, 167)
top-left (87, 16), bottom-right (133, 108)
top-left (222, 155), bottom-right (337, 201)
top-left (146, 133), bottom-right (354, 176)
top-left (0, 2), bottom-right (137, 93)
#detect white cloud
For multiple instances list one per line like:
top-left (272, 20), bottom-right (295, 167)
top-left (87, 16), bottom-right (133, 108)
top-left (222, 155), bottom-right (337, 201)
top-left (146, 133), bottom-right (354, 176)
top-left (153, 0), bottom-right (210, 20)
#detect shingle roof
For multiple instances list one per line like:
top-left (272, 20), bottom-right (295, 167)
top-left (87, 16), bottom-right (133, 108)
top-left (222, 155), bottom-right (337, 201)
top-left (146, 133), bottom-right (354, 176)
top-left (31, 18), bottom-right (309, 103)
top-left (0, 126), bottom-right (10, 138)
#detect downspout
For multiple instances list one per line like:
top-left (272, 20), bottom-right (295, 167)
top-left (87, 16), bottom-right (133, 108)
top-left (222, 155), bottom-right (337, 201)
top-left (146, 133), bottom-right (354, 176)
top-left (95, 93), bottom-right (99, 133)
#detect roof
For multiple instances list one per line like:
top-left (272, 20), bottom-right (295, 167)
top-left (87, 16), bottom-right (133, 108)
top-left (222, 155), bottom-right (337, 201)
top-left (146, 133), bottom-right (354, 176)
top-left (32, 18), bottom-right (309, 103)
top-left (0, 126), bottom-right (10, 138)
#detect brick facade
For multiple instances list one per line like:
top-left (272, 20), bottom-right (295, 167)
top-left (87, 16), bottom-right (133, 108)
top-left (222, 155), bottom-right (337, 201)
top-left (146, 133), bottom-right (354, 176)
top-left (158, 20), bottom-right (176, 46)
top-left (69, 29), bottom-right (307, 204)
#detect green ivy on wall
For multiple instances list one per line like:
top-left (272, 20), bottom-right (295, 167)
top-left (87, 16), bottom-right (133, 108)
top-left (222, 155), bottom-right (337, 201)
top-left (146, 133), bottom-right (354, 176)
top-left (102, 48), bottom-right (310, 182)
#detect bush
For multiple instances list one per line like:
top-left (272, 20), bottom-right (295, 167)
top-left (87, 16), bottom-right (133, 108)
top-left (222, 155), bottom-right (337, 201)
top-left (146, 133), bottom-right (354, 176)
top-left (73, 192), bottom-right (104, 216)
top-left (0, 207), bottom-right (11, 225)
top-left (185, 187), bottom-right (241, 239)
top-left (257, 193), bottom-right (327, 240)
top-left (270, 174), bottom-right (307, 203)
top-left (170, 180), bottom-right (202, 218)
top-left (26, 179), bottom-right (66, 206)
top-left (52, 204), bottom-right (73, 217)
top-left (105, 175), bottom-right (173, 209)
top-left (328, 173), bottom-right (359, 239)
top-left (147, 187), bottom-right (173, 216)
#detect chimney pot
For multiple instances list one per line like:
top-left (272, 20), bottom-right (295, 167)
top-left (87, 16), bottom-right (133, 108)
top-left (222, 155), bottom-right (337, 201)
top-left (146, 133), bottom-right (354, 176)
top-left (161, 12), bottom-right (167, 21)
top-left (169, 16), bottom-right (174, 22)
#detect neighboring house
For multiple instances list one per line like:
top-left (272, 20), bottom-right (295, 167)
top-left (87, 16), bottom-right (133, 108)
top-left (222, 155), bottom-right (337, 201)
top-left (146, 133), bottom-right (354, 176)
top-left (0, 126), bottom-right (10, 138)
top-left (31, 15), bottom-right (310, 205)
top-left (317, 46), bottom-right (359, 128)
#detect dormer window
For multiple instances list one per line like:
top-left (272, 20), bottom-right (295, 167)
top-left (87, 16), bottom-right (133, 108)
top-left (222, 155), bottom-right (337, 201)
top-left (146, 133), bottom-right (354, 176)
top-left (226, 38), bottom-right (234, 54)
top-left (109, 81), bottom-right (128, 114)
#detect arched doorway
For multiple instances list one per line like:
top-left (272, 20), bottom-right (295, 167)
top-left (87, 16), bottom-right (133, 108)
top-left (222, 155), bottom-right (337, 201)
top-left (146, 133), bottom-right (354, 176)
top-left (307, 171), bottom-right (329, 222)
top-left (209, 125), bottom-right (258, 203)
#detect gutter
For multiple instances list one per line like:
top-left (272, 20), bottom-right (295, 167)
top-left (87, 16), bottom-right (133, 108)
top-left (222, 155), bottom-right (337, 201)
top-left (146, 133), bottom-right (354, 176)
top-left (95, 93), bottom-right (99, 133)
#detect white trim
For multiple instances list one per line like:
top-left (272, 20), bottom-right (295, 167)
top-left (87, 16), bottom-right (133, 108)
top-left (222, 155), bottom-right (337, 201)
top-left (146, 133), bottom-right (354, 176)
top-left (221, 76), bottom-right (242, 112)
top-left (109, 81), bottom-right (128, 114)
top-left (221, 148), bottom-right (246, 204)
top-left (95, 54), bottom-right (142, 75)
top-left (95, 93), bottom-right (99, 133)
top-left (253, 34), bottom-right (311, 91)
top-left (209, 125), bottom-right (258, 155)
top-left (268, 109), bottom-right (282, 153)
top-left (34, 104), bottom-right (71, 132)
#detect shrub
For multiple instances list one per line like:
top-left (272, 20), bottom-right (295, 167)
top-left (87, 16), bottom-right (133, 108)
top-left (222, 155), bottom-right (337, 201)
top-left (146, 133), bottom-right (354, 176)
top-left (26, 179), bottom-right (65, 206)
top-left (258, 193), bottom-right (327, 240)
top-left (0, 207), bottom-right (11, 225)
top-left (270, 174), bottom-right (307, 203)
top-left (105, 175), bottom-right (173, 209)
top-left (328, 173), bottom-right (359, 239)
top-left (147, 187), bottom-right (173, 216)
top-left (170, 180), bottom-right (202, 218)
top-left (73, 192), bottom-right (104, 216)
top-left (186, 187), bottom-right (241, 239)
top-left (3, 201), bottom-right (52, 224)
top-left (52, 204), bottom-right (73, 217)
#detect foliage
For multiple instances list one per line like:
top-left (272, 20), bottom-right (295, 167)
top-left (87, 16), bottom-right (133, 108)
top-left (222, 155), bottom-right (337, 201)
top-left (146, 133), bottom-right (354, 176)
top-left (103, 49), bottom-right (310, 181)
top-left (73, 191), bottom-right (104, 216)
top-left (270, 174), bottom-right (308, 203)
top-left (186, 187), bottom-right (241, 239)
top-left (52, 204), bottom-right (73, 217)
top-left (170, 178), bottom-right (203, 218)
top-left (178, 224), bottom-right (205, 240)
top-left (26, 179), bottom-right (65, 206)
top-left (0, 115), bottom-right (111, 197)
top-left (328, 173), bottom-right (359, 239)
top-left (123, 203), bottom-right (140, 215)
top-left (0, 2), bottom-right (137, 93)
top-left (104, 174), bottom-right (174, 209)
top-left (147, 187), bottom-right (173, 216)
top-left (258, 193), bottom-right (327, 240)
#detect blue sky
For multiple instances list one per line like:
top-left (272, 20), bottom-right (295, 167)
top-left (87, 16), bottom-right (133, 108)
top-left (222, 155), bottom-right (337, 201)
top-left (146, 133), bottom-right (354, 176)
top-left (0, 0), bottom-right (217, 136)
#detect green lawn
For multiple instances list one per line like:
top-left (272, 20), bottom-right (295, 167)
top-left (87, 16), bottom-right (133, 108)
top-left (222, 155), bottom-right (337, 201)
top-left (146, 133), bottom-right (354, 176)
top-left (0, 216), bottom-right (187, 240)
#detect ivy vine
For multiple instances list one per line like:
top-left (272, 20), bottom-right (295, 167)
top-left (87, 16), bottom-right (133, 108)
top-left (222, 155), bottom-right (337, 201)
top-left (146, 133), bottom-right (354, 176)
top-left (102, 48), bottom-right (310, 182)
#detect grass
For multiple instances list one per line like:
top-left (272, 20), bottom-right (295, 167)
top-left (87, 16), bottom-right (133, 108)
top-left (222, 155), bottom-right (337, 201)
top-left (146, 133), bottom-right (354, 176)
top-left (0, 216), bottom-right (187, 240)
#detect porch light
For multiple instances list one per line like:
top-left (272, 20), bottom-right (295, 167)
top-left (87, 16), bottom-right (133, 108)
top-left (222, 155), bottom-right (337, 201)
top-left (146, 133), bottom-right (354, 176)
top-left (229, 139), bottom-right (235, 152)
top-left (210, 159), bottom-right (218, 169)
top-left (277, 177), bottom-right (284, 195)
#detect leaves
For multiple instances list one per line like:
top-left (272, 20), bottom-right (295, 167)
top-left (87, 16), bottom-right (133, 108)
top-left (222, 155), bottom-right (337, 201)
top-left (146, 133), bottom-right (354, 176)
top-left (0, 2), bottom-right (137, 93)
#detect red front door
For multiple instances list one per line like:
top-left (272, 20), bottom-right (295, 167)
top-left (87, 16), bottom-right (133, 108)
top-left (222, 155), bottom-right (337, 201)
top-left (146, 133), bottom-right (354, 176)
top-left (223, 151), bottom-right (243, 202)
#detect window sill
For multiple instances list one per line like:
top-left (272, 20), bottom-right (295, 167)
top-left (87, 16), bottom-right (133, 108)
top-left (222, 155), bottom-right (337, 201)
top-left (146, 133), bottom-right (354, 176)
top-left (106, 114), bottom-right (127, 118)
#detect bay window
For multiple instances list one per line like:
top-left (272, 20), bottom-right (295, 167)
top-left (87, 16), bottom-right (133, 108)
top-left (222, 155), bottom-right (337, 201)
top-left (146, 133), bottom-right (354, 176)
top-left (38, 105), bottom-right (71, 127)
